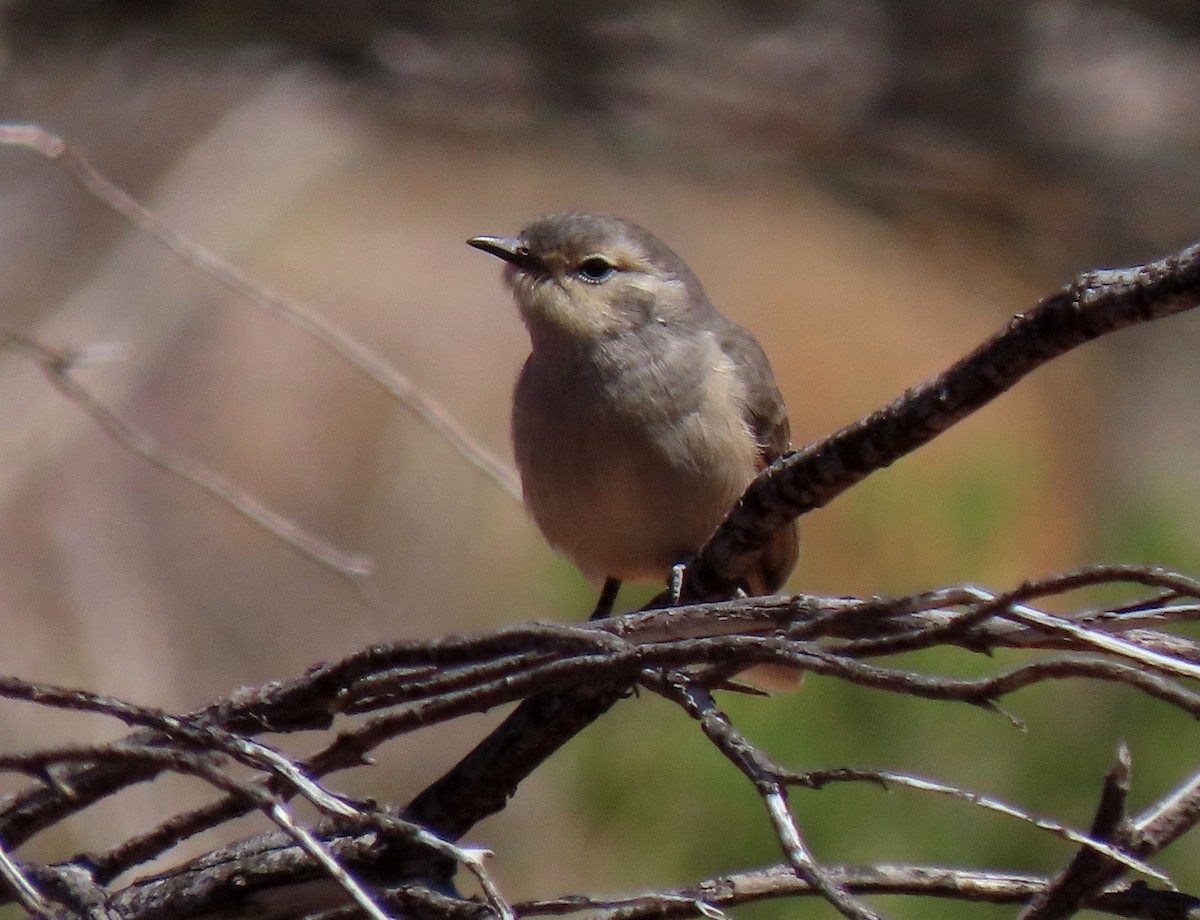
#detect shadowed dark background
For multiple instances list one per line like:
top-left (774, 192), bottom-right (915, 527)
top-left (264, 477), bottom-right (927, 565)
top-left (2, 3), bottom-right (1199, 917)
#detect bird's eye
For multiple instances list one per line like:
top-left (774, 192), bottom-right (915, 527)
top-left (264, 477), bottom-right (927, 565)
top-left (576, 256), bottom-right (616, 283)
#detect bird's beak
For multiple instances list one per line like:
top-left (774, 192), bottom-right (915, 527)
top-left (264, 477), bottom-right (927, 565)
top-left (467, 235), bottom-right (539, 271)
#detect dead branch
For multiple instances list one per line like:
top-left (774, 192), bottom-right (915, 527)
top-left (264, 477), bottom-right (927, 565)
top-left (0, 123), bottom-right (522, 503)
top-left (684, 243), bottom-right (1200, 599)
top-left (0, 566), bottom-right (1196, 918)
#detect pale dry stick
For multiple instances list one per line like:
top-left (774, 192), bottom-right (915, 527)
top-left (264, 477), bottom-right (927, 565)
top-left (0, 331), bottom-right (371, 579)
top-left (783, 767), bottom-right (1164, 883)
top-left (448, 844), bottom-right (512, 920)
top-left (253, 757), bottom-right (514, 920)
top-left (660, 675), bottom-right (882, 920)
top-left (838, 566), bottom-right (1200, 661)
top-left (595, 595), bottom-right (862, 645)
top-left (192, 725), bottom-right (368, 822)
top-left (81, 651), bottom-right (632, 881)
top-left (266, 803), bottom-right (398, 920)
top-left (919, 568), bottom-right (1200, 679)
top-left (1131, 766), bottom-right (1200, 857)
top-left (348, 813), bottom-right (512, 920)
top-left (310, 888), bottom-right (495, 920)
top-left (192, 769), bottom-right (404, 920)
top-left (910, 564), bottom-right (1200, 621)
top-left (1019, 745), bottom-right (1134, 920)
top-left (133, 623), bottom-right (1200, 906)
top-left (0, 742), bottom-right (504, 920)
top-left (0, 123), bottom-right (522, 502)
top-left (0, 739), bottom-right (400, 920)
top-left (1017, 758), bottom-right (1200, 919)
top-left (11, 609), bottom-right (1200, 916)
top-left (1017, 768), bottom-right (1200, 918)
top-left (996, 597), bottom-right (1200, 682)
top-left (869, 587), bottom-right (1200, 681)
top-left (515, 865), bottom-right (1195, 919)
top-left (4, 577), bottom-right (1195, 913)
top-left (0, 839), bottom-right (55, 919)
top-left (1082, 602), bottom-right (1200, 630)
top-left (219, 724), bottom-right (517, 905)
top-left (686, 244), bottom-right (1200, 599)
top-left (0, 643), bottom-right (635, 876)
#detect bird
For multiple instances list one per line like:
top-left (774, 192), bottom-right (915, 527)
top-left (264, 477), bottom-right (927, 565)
top-left (469, 213), bottom-right (799, 686)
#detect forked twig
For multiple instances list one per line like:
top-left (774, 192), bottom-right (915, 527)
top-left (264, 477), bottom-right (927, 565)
top-left (1, 118), bottom-right (525, 575)
top-left (0, 567), bottom-right (1194, 917)
top-left (0, 331), bottom-right (372, 580)
top-left (655, 675), bottom-right (882, 920)
top-left (684, 245), bottom-right (1200, 598)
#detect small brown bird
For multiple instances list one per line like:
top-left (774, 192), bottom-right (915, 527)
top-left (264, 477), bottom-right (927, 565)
top-left (469, 213), bottom-right (798, 634)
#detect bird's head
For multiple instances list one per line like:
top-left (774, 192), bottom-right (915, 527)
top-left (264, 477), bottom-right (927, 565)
top-left (469, 213), bottom-right (705, 343)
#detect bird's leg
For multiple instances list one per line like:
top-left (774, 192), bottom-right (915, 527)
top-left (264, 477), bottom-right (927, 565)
top-left (589, 577), bottom-right (623, 620)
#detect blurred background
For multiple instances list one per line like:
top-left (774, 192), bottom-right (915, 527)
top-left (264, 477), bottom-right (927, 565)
top-left (2, 2), bottom-right (1200, 917)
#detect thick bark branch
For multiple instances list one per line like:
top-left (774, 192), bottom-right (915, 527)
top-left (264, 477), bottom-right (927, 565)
top-left (684, 245), bottom-right (1200, 598)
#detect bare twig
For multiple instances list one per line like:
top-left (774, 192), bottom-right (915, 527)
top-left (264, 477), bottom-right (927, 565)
top-left (0, 331), bottom-right (372, 580)
top-left (0, 123), bottom-right (521, 502)
top-left (266, 804), bottom-right (398, 920)
top-left (0, 568), bottom-right (1195, 917)
top-left (781, 763), bottom-right (1161, 883)
top-left (516, 864), bottom-right (1199, 919)
top-left (684, 247), bottom-right (1200, 599)
top-left (1020, 744), bottom-right (1137, 919)
top-left (1131, 767), bottom-right (1200, 858)
top-left (0, 838), bottom-right (56, 919)
top-left (0, 679), bottom-right (510, 918)
top-left (655, 675), bottom-right (881, 920)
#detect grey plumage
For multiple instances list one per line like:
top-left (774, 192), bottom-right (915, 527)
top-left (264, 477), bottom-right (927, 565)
top-left (471, 212), bottom-right (798, 597)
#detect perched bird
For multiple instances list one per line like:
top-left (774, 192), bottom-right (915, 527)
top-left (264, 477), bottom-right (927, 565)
top-left (469, 213), bottom-right (798, 644)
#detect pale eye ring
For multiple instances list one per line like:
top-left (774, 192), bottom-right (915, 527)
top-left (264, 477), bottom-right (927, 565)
top-left (576, 255), bottom-right (617, 283)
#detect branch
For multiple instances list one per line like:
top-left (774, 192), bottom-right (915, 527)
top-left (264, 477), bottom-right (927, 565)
top-left (0, 122), bottom-right (521, 501)
top-left (683, 244), bottom-right (1200, 599)
top-left (0, 567), bottom-right (1188, 918)
top-left (1020, 744), bottom-right (1137, 920)
top-left (0, 331), bottom-right (372, 581)
top-left (654, 675), bottom-right (881, 920)
top-left (516, 864), bottom-right (1200, 919)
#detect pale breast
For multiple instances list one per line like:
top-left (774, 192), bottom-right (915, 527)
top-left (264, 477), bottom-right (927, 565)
top-left (511, 332), bottom-right (759, 583)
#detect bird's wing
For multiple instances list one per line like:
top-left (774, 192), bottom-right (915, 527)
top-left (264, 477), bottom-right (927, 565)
top-left (714, 320), bottom-right (799, 594)
top-left (716, 322), bottom-right (791, 464)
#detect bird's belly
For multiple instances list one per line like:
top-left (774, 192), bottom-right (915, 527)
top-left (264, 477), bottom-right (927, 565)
top-left (528, 463), bottom-right (738, 582)
top-left (515, 407), bottom-right (755, 584)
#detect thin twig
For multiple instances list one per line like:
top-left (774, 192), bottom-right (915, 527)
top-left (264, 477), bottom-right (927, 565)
top-left (0, 838), bottom-right (56, 919)
top-left (685, 247), bottom-right (1200, 598)
top-left (781, 763), bottom-right (1162, 883)
top-left (655, 675), bottom-right (881, 920)
top-left (0, 123), bottom-right (521, 502)
top-left (0, 330), bottom-right (372, 580)
top-left (515, 864), bottom-right (1197, 919)
top-left (267, 803), bottom-right (396, 920)
top-left (1020, 743), bottom-right (1137, 920)
top-left (0, 570), bottom-right (1198, 918)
